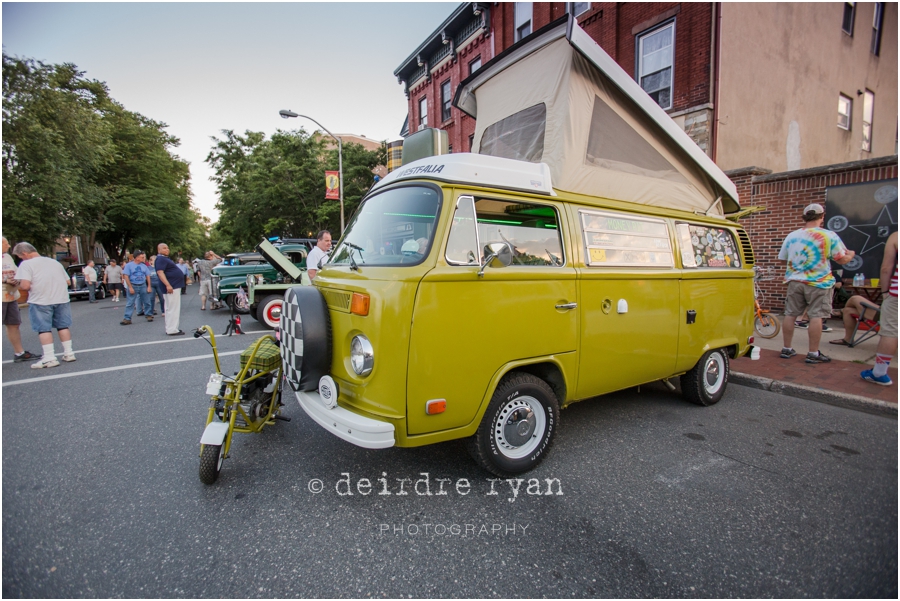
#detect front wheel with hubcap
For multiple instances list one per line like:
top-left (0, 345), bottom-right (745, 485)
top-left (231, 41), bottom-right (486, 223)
top-left (257, 295), bottom-right (283, 329)
top-left (680, 348), bottom-right (729, 406)
top-left (227, 294), bottom-right (250, 314)
top-left (467, 372), bottom-right (559, 477)
top-left (199, 443), bottom-right (224, 484)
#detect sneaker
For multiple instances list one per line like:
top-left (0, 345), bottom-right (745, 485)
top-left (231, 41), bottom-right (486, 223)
top-left (821, 323), bottom-right (832, 332)
top-left (794, 320), bottom-right (809, 329)
top-left (860, 369), bottom-right (892, 386)
top-left (13, 350), bottom-right (38, 363)
top-left (780, 348), bottom-right (797, 359)
top-left (61, 354), bottom-right (76, 362)
top-left (805, 351), bottom-right (832, 364)
top-left (120, 319), bottom-right (132, 325)
top-left (146, 316), bottom-right (154, 322)
top-left (31, 358), bottom-right (60, 369)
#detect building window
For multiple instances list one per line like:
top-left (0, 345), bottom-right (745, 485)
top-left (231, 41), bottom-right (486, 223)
top-left (637, 21), bottom-right (674, 110)
top-left (570, 2), bottom-right (590, 17)
top-left (838, 94), bottom-right (852, 130)
top-left (441, 80), bottom-right (452, 122)
top-left (842, 2), bottom-right (855, 36)
top-left (871, 2), bottom-right (885, 55)
top-left (418, 96), bottom-right (428, 130)
top-left (862, 90), bottom-right (874, 151)
top-left (515, 2), bottom-right (532, 42)
top-left (469, 56), bottom-right (482, 75)
top-left (469, 134), bottom-right (475, 152)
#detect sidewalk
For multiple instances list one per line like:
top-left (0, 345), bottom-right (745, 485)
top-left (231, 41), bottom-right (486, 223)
top-left (732, 316), bottom-right (897, 416)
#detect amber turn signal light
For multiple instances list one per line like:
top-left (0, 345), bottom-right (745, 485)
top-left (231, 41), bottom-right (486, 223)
top-left (350, 293), bottom-right (370, 316)
top-left (425, 399), bottom-right (446, 415)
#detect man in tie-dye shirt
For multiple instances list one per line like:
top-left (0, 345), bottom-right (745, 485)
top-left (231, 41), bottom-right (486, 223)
top-left (778, 203), bottom-right (855, 364)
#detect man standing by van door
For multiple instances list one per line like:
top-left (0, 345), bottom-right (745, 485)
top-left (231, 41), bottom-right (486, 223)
top-left (155, 243), bottom-right (185, 336)
top-left (778, 203), bottom-right (855, 364)
top-left (306, 230), bottom-right (332, 280)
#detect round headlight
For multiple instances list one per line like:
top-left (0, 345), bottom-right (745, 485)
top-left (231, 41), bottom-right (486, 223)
top-left (350, 335), bottom-right (374, 376)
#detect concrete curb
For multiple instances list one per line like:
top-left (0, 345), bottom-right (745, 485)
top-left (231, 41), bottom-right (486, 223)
top-left (732, 372), bottom-right (898, 417)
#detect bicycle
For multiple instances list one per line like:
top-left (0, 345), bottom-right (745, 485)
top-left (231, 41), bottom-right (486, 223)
top-left (753, 266), bottom-right (781, 339)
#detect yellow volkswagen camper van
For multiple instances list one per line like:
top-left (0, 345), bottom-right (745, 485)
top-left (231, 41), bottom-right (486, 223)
top-left (279, 17), bottom-right (756, 476)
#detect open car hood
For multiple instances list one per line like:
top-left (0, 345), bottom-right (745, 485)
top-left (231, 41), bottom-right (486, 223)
top-left (255, 239), bottom-right (304, 280)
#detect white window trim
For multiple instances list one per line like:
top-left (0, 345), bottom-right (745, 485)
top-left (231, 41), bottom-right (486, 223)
top-left (838, 94), bottom-right (852, 130)
top-left (842, 2), bottom-right (856, 36)
top-left (418, 96), bottom-right (428, 130)
top-left (637, 20), bottom-right (675, 111)
top-left (569, 2), bottom-right (590, 18)
top-left (862, 89), bottom-right (874, 151)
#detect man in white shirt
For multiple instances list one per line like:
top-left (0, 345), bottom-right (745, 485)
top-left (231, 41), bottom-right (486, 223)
top-left (83, 260), bottom-right (98, 303)
top-left (12, 242), bottom-right (76, 368)
top-left (306, 230), bottom-right (332, 280)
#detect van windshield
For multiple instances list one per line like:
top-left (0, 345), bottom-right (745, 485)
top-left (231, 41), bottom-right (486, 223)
top-left (330, 185), bottom-right (441, 267)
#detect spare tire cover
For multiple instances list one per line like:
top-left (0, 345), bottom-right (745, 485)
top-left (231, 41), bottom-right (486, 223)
top-left (279, 286), bottom-right (332, 392)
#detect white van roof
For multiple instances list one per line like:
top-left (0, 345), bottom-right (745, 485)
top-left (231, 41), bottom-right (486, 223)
top-left (453, 16), bottom-right (740, 216)
top-left (371, 153), bottom-right (555, 196)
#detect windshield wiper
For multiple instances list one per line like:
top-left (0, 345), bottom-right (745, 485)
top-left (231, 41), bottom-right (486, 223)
top-left (344, 241), bottom-right (365, 270)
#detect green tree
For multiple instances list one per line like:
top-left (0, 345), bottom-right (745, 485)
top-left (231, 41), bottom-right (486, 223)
top-left (2, 54), bottom-right (111, 253)
top-left (3, 53), bottom-right (201, 262)
top-left (207, 129), bottom-right (385, 250)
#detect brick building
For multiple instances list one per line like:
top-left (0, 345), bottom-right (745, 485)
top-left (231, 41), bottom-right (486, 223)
top-left (394, 2), bottom-right (897, 169)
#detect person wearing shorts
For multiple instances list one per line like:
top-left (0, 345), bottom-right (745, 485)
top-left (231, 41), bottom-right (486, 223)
top-left (12, 242), bottom-right (76, 369)
top-left (860, 231), bottom-right (898, 386)
top-left (2, 236), bottom-right (38, 362)
top-left (777, 203), bottom-right (855, 365)
top-left (197, 251), bottom-right (222, 310)
top-left (105, 259), bottom-right (124, 301)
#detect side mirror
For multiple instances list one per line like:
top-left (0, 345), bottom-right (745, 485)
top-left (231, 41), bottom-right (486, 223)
top-left (477, 242), bottom-right (513, 277)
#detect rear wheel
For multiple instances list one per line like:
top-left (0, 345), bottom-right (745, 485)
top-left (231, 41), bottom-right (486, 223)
top-left (199, 443), bottom-right (224, 484)
top-left (467, 373), bottom-right (558, 477)
top-left (227, 294), bottom-right (250, 314)
top-left (680, 348), bottom-right (729, 406)
top-left (257, 295), bottom-right (283, 330)
top-left (754, 313), bottom-right (780, 338)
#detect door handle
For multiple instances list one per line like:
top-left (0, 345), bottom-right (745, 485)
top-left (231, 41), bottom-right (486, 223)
top-left (555, 302), bottom-right (577, 310)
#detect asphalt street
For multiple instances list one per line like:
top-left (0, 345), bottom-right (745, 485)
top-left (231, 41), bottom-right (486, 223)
top-left (2, 290), bottom-right (898, 598)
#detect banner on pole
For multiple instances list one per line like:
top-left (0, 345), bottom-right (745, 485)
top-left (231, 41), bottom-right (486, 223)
top-left (325, 171), bottom-right (340, 200)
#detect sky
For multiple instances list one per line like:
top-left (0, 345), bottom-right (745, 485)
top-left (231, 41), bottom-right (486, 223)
top-left (2, 1), bottom-right (456, 221)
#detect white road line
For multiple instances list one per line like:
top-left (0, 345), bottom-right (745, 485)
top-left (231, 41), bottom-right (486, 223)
top-left (2, 330), bottom-right (270, 364)
top-left (2, 350), bottom-right (248, 387)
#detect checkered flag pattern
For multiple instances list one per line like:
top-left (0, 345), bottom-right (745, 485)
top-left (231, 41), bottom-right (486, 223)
top-left (279, 288), bottom-right (305, 392)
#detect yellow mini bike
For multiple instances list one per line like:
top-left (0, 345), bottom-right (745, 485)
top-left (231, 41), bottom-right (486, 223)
top-left (194, 325), bottom-right (287, 484)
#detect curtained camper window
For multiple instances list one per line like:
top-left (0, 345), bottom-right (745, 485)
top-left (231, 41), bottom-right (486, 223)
top-left (479, 103), bottom-right (546, 163)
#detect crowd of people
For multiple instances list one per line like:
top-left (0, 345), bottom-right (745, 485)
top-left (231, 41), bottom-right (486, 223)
top-left (2, 238), bottom-right (223, 369)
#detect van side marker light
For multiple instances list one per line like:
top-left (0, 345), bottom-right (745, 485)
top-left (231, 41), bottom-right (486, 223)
top-left (426, 399), bottom-right (447, 415)
top-left (351, 293), bottom-right (370, 316)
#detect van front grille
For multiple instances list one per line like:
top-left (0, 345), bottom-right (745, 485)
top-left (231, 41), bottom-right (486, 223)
top-left (737, 229), bottom-right (755, 266)
top-left (321, 289), bottom-right (352, 313)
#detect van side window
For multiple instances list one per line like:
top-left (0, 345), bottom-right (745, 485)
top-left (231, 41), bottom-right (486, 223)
top-left (580, 209), bottom-right (673, 267)
top-left (475, 198), bottom-right (564, 266)
top-left (447, 196), bottom-right (564, 266)
top-left (676, 223), bottom-right (742, 268)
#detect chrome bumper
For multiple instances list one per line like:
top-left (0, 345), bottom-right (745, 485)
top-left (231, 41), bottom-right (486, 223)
top-left (294, 390), bottom-right (395, 449)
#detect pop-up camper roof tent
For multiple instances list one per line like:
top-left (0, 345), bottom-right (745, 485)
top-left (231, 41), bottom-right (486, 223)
top-left (454, 16), bottom-right (740, 217)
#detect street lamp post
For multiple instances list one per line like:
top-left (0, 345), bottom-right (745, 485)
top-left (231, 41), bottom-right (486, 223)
top-left (279, 109), bottom-right (344, 233)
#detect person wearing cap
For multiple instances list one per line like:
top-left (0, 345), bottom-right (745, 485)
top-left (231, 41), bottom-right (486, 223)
top-left (777, 203), bottom-right (855, 364)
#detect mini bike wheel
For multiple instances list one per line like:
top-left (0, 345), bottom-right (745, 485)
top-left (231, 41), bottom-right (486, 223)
top-left (199, 443), bottom-right (224, 485)
top-left (754, 313), bottom-right (781, 339)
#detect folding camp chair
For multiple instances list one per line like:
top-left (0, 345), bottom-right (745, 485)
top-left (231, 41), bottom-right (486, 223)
top-left (847, 299), bottom-right (881, 348)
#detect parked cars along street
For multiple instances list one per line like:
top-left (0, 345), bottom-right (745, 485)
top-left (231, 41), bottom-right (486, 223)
top-left (210, 239), bottom-right (313, 313)
top-left (67, 263), bottom-right (107, 301)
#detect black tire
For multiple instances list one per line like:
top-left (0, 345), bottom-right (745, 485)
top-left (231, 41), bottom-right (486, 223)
top-left (227, 294), bottom-right (250, 314)
top-left (754, 314), bottom-right (780, 338)
top-left (257, 295), bottom-right (283, 330)
top-left (97, 285), bottom-right (106, 300)
top-left (199, 443), bottom-right (224, 485)
top-left (467, 372), bottom-right (559, 477)
top-left (279, 286), bottom-right (332, 392)
top-left (680, 348), bottom-right (729, 406)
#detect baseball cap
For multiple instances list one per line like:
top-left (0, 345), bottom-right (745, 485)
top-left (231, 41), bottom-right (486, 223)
top-left (804, 203), bottom-right (825, 215)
